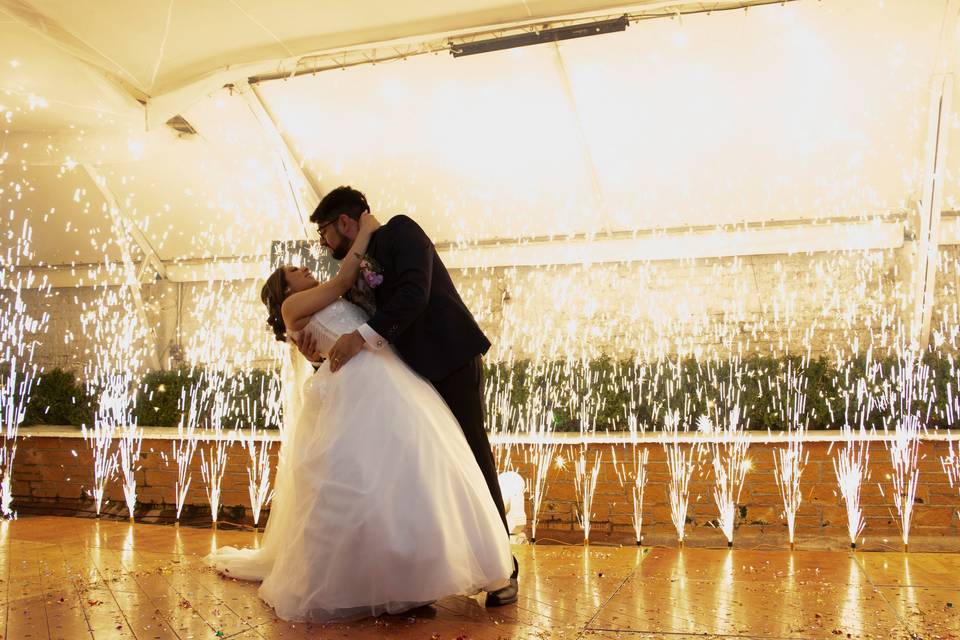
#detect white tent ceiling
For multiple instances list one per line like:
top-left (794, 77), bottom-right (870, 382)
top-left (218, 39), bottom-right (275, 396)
top-left (2, 0), bottom-right (673, 99)
top-left (1, 0), bottom-right (959, 278)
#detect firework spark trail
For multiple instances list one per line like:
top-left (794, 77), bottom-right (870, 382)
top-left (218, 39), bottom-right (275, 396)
top-left (117, 418), bottom-right (143, 520)
top-left (81, 370), bottom-right (130, 515)
top-left (519, 376), bottom-right (559, 543)
top-left (879, 347), bottom-right (930, 550)
top-left (574, 448), bottom-right (602, 544)
top-left (85, 417), bottom-right (118, 515)
top-left (0, 218), bottom-right (49, 517)
top-left (172, 375), bottom-right (210, 520)
top-left (199, 373), bottom-right (235, 527)
top-left (940, 344), bottom-right (960, 516)
top-left (485, 359), bottom-right (516, 440)
top-left (485, 361), bottom-right (518, 474)
top-left (263, 368), bottom-right (284, 434)
top-left (529, 441), bottom-right (558, 542)
top-left (74, 187), bottom-right (151, 516)
top-left (663, 409), bottom-right (697, 545)
top-left (240, 373), bottom-right (281, 526)
top-left (200, 436), bottom-right (230, 527)
top-left (702, 408), bottom-right (749, 546)
top-left (81, 298), bottom-right (146, 517)
top-left (772, 362), bottom-right (809, 548)
top-left (632, 444), bottom-right (650, 546)
top-left (832, 423), bottom-right (869, 548)
top-left (242, 421), bottom-right (274, 527)
top-left (570, 364), bottom-right (606, 545)
top-left (494, 443), bottom-right (515, 475)
top-left (0, 367), bottom-right (30, 517)
top-left (941, 437), bottom-right (960, 522)
top-left (183, 277), bottom-right (282, 525)
top-left (831, 359), bottom-right (876, 548)
top-left (625, 365), bottom-right (652, 545)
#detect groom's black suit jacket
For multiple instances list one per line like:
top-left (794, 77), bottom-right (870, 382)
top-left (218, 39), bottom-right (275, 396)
top-left (354, 215), bottom-right (491, 382)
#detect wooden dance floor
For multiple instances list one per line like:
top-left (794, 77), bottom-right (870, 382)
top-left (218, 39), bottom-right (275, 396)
top-left (2, 516), bottom-right (957, 639)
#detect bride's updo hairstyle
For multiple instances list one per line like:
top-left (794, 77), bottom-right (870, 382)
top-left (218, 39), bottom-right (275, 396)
top-left (260, 268), bottom-right (288, 342)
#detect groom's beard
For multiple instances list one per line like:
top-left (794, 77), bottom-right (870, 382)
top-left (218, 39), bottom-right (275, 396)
top-left (330, 235), bottom-right (351, 261)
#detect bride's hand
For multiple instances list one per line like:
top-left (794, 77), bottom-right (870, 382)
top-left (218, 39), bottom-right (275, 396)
top-left (359, 211), bottom-right (380, 234)
top-left (292, 330), bottom-right (324, 364)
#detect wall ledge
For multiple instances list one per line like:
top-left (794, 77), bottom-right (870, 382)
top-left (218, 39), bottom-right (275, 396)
top-left (18, 424), bottom-right (960, 445)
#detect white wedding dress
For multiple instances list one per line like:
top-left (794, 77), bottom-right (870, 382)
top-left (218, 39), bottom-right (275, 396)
top-left (206, 299), bottom-right (512, 622)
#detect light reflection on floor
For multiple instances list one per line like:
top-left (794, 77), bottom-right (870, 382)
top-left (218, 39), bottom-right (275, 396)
top-left (2, 516), bottom-right (957, 639)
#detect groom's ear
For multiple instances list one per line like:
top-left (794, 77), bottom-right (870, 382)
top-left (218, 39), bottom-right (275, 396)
top-left (338, 213), bottom-right (358, 236)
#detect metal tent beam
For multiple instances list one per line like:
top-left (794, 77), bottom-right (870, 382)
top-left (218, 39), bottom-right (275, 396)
top-left (912, 0), bottom-right (959, 351)
top-left (82, 164), bottom-right (163, 370)
top-left (237, 81), bottom-right (320, 240)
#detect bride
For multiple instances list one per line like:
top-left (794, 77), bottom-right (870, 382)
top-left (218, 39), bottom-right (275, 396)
top-left (205, 212), bottom-right (512, 622)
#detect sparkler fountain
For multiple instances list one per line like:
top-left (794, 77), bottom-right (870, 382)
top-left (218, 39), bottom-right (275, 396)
top-left (80, 274), bottom-right (148, 519)
top-left (833, 423), bottom-right (870, 550)
top-left (527, 432), bottom-right (558, 544)
top-left (511, 362), bottom-right (562, 544)
top-left (116, 411), bottom-right (143, 522)
top-left (702, 407), bottom-right (750, 548)
top-left (242, 371), bottom-right (283, 528)
top-left (199, 373), bottom-right (234, 529)
top-left (574, 449), bottom-right (602, 546)
top-left (172, 374), bottom-right (210, 524)
top-left (609, 417), bottom-right (651, 548)
top-left (0, 219), bottom-right (49, 518)
top-left (622, 364), bottom-right (652, 546)
top-left (772, 362), bottom-right (809, 550)
top-left (832, 356), bottom-right (879, 549)
top-left (879, 347), bottom-right (931, 552)
top-left (81, 369), bottom-right (124, 517)
top-left (631, 444), bottom-right (650, 547)
top-left (75, 167), bottom-right (153, 520)
top-left (241, 421), bottom-right (274, 528)
top-left (573, 364), bottom-right (605, 545)
top-left (183, 277), bottom-right (280, 527)
top-left (663, 409), bottom-right (697, 548)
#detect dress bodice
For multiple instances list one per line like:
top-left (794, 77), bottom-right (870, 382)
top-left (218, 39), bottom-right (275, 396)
top-left (290, 299), bottom-right (370, 358)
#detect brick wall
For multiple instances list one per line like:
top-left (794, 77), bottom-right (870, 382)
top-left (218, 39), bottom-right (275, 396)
top-left (11, 434), bottom-right (960, 548)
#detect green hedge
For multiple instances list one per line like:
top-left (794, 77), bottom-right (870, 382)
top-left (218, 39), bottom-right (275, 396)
top-left (485, 353), bottom-right (954, 433)
top-left (16, 352), bottom-right (957, 433)
top-left (22, 368), bottom-right (96, 427)
top-left (20, 368), bottom-right (282, 430)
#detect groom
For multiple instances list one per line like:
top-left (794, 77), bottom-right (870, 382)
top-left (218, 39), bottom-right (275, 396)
top-left (295, 186), bottom-right (518, 607)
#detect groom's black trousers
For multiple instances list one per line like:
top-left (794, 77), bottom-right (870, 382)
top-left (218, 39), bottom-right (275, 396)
top-left (430, 355), bottom-right (510, 535)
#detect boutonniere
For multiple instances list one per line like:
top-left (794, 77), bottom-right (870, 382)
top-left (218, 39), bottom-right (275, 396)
top-left (356, 252), bottom-right (384, 288)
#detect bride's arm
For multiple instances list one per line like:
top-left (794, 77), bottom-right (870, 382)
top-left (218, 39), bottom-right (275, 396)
top-left (281, 213), bottom-right (380, 331)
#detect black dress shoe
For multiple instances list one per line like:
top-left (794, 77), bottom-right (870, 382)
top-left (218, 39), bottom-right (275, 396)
top-left (485, 556), bottom-right (519, 607)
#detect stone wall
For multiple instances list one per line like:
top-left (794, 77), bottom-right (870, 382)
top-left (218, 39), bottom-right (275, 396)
top-left (458, 248), bottom-right (909, 361)
top-left (22, 243), bottom-right (926, 376)
top-left (11, 434), bottom-right (959, 549)
top-left (20, 279), bottom-right (283, 375)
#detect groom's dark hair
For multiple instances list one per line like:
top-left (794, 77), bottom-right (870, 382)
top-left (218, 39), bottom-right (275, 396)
top-left (311, 186), bottom-right (369, 226)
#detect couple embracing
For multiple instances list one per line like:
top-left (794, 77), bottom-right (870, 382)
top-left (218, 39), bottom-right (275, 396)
top-left (207, 186), bottom-right (519, 622)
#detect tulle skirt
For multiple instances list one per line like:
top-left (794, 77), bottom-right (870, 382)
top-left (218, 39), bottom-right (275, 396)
top-left (205, 347), bottom-right (512, 622)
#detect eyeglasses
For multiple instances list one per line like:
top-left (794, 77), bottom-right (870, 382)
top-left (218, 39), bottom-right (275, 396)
top-left (317, 220), bottom-right (336, 244)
